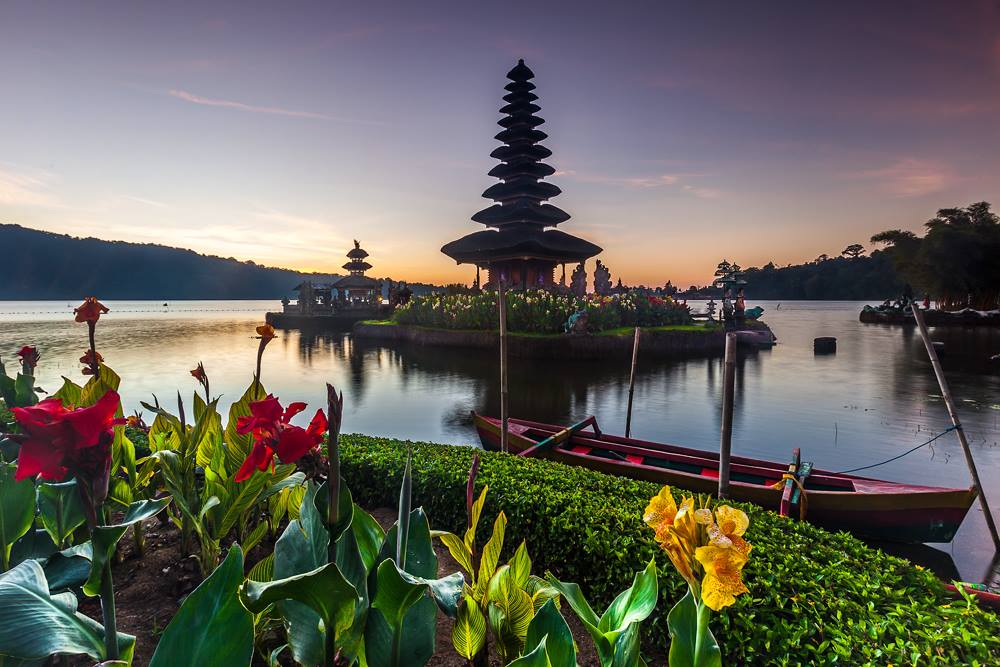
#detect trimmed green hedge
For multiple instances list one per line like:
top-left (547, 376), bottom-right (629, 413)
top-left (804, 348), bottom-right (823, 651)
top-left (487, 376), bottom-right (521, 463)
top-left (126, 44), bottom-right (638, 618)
top-left (340, 435), bottom-right (1000, 666)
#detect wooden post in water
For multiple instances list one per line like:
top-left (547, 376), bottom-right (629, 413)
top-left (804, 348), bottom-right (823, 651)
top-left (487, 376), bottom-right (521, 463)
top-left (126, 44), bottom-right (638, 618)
top-left (911, 305), bottom-right (1000, 551)
top-left (625, 327), bottom-right (641, 438)
top-left (718, 332), bottom-right (737, 499)
top-left (497, 278), bottom-right (509, 454)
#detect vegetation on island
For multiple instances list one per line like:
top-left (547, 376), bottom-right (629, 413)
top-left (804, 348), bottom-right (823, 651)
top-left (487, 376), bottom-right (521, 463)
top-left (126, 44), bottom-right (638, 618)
top-left (871, 201), bottom-right (1000, 310)
top-left (393, 289), bottom-right (692, 334)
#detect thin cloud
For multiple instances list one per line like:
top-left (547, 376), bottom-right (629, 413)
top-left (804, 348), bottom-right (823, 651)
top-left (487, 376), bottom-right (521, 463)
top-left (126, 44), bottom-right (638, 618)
top-left (0, 166), bottom-right (60, 207)
top-left (168, 89), bottom-right (332, 120)
top-left (851, 158), bottom-right (956, 197)
top-left (556, 169), bottom-right (720, 198)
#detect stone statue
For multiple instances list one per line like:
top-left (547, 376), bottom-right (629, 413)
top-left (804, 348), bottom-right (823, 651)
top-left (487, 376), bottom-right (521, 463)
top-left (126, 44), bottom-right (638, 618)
top-left (594, 260), bottom-right (611, 296)
top-left (570, 262), bottom-right (587, 297)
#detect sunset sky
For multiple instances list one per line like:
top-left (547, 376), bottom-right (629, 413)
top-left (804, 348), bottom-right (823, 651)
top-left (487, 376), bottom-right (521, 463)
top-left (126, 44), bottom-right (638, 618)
top-left (1, 1), bottom-right (998, 288)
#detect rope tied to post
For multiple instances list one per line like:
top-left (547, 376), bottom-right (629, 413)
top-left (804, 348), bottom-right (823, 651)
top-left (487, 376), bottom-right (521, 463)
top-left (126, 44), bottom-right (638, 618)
top-left (770, 473), bottom-right (808, 520)
top-left (834, 425), bottom-right (959, 475)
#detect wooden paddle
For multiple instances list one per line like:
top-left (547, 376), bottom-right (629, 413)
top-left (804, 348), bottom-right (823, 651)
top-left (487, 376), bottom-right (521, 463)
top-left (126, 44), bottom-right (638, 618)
top-left (517, 416), bottom-right (598, 458)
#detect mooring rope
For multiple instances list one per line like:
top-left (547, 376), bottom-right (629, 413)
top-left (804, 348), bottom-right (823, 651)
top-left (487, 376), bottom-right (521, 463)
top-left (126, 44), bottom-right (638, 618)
top-left (834, 425), bottom-right (959, 474)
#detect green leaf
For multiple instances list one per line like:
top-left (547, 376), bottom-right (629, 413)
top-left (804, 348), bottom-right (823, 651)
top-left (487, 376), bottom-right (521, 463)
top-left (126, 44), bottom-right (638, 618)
top-left (487, 565), bottom-right (534, 662)
top-left (666, 589), bottom-right (721, 667)
top-left (507, 637), bottom-right (551, 667)
top-left (375, 508), bottom-right (437, 580)
top-left (41, 542), bottom-right (93, 593)
top-left (545, 573), bottom-right (609, 661)
top-left (524, 599), bottom-right (575, 667)
top-left (243, 521), bottom-right (268, 554)
top-left (396, 449), bottom-right (412, 569)
top-left (509, 541), bottom-right (531, 588)
top-left (351, 504), bottom-right (385, 573)
top-left (474, 511), bottom-right (506, 600)
top-left (433, 531), bottom-right (473, 576)
top-left (0, 559), bottom-right (134, 663)
top-left (464, 485), bottom-right (488, 553)
top-left (452, 595), bottom-right (486, 660)
top-left (241, 563), bottom-right (359, 661)
top-left (365, 559), bottom-right (436, 667)
top-left (13, 374), bottom-right (38, 408)
top-left (78, 365), bottom-right (120, 408)
top-left (84, 498), bottom-right (170, 597)
top-left (247, 554), bottom-right (274, 583)
top-left (1, 463), bottom-right (36, 570)
top-left (272, 482), bottom-right (329, 667)
top-left (51, 377), bottom-right (83, 407)
top-left (149, 546), bottom-right (253, 667)
top-left (600, 558), bottom-right (658, 637)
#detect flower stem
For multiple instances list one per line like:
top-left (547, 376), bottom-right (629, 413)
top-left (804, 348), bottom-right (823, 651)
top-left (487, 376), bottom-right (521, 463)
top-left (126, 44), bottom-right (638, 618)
top-left (99, 557), bottom-right (119, 660)
top-left (87, 321), bottom-right (99, 376)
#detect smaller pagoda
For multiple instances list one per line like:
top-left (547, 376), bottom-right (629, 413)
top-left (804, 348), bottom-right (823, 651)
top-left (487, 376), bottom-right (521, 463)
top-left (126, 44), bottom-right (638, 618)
top-left (333, 241), bottom-right (379, 304)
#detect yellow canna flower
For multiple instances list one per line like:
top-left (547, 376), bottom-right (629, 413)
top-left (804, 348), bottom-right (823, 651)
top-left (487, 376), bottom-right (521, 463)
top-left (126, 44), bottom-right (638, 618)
top-left (643, 486), bottom-right (679, 544)
top-left (709, 505), bottom-right (752, 556)
top-left (696, 544), bottom-right (749, 611)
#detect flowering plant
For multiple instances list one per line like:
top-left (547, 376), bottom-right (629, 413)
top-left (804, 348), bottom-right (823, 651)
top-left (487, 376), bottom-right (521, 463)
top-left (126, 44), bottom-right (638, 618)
top-left (644, 486), bottom-right (752, 666)
top-left (234, 395), bottom-right (327, 482)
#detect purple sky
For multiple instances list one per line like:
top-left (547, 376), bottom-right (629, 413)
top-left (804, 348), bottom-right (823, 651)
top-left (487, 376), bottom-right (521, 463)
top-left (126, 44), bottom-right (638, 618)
top-left (1, 1), bottom-right (998, 287)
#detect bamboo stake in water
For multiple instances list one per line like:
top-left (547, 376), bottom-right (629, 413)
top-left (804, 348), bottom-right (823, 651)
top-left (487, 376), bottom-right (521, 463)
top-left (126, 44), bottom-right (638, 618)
top-left (498, 278), bottom-right (509, 454)
top-left (718, 332), bottom-right (737, 499)
top-left (911, 305), bottom-right (1000, 551)
top-left (625, 326), bottom-right (641, 438)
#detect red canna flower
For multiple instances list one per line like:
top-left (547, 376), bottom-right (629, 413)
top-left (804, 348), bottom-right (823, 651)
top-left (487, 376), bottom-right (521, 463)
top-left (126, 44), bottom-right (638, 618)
top-left (255, 324), bottom-right (276, 342)
top-left (190, 362), bottom-right (207, 384)
top-left (16, 346), bottom-right (40, 370)
top-left (234, 395), bottom-right (327, 482)
top-left (10, 391), bottom-right (124, 518)
top-left (74, 297), bottom-right (109, 323)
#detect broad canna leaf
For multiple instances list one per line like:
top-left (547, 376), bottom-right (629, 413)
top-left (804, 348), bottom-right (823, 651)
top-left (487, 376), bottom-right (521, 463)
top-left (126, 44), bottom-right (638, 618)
top-left (149, 545), bottom-right (253, 667)
top-left (246, 553), bottom-right (274, 583)
top-left (51, 377), bottom-right (83, 407)
top-left (599, 558), bottom-right (658, 639)
top-left (507, 637), bottom-right (552, 667)
top-left (365, 559), bottom-right (436, 667)
top-left (473, 511), bottom-right (506, 600)
top-left (509, 541), bottom-right (531, 588)
top-left (1, 463), bottom-right (36, 571)
top-left (272, 482), bottom-right (329, 667)
top-left (351, 504), bottom-right (385, 573)
top-left (431, 531), bottom-right (473, 576)
top-left (84, 498), bottom-right (170, 597)
top-left (242, 563), bottom-right (360, 663)
top-left (41, 542), bottom-right (93, 593)
top-left (243, 521), bottom-right (268, 554)
top-left (666, 589), bottom-right (721, 667)
top-left (524, 599), bottom-right (575, 667)
top-left (451, 594), bottom-right (486, 660)
top-left (464, 484), bottom-right (488, 553)
top-left (487, 565), bottom-right (534, 662)
top-left (0, 559), bottom-right (135, 664)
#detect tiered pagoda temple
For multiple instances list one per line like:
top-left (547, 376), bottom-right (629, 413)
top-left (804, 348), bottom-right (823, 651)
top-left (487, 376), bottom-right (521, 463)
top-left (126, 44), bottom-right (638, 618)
top-left (332, 240), bottom-right (379, 303)
top-left (441, 59), bottom-right (601, 289)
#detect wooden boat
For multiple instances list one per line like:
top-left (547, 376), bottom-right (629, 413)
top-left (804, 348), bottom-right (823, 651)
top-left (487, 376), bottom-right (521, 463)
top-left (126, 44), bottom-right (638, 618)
top-left (474, 414), bottom-right (976, 543)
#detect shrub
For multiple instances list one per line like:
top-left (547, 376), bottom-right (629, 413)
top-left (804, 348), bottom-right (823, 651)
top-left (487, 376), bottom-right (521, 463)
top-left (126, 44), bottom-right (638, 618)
top-left (340, 435), bottom-right (1000, 665)
top-left (392, 290), bottom-right (691, 334)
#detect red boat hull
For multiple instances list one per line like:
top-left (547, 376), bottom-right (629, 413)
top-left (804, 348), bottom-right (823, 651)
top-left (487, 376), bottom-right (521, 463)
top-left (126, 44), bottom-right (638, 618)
top-left (475, 415), bottom-right (975, 544)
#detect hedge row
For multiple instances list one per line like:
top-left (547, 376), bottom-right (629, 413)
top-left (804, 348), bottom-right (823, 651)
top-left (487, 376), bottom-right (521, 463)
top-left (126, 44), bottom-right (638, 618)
top-left (340, 435), bottom-right (1000, 666)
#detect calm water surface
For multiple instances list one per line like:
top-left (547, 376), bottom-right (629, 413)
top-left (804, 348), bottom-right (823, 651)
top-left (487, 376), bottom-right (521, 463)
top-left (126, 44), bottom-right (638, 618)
top-left (2, 299), bottom-right (999, 582)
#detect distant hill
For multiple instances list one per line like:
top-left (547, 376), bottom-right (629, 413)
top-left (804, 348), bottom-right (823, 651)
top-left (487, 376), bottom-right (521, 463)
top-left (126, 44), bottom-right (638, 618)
top-left (0, 224), bottom-right (348, 300)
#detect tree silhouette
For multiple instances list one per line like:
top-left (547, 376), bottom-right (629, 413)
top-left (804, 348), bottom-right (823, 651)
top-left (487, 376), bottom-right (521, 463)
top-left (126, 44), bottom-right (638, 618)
top-left (872, 202), bottom-right (999, 309)
top-left (842, 244), bottom-right (866, 259)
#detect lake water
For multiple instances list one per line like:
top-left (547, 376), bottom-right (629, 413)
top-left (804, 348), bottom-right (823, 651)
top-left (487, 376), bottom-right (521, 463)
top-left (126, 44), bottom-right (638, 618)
top-left (2, 299), bottom-right (999, 583)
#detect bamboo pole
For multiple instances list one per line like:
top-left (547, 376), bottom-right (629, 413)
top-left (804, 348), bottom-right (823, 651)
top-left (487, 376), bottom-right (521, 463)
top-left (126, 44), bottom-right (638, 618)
top-left (718, 332), bottom-right (737, 499)
top-left (625, 327), bottom-right (641, 438)
top-left (911, 305), bottom-right (1000, 551)
top-left (498, 278), bottom-right (509, 454)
